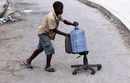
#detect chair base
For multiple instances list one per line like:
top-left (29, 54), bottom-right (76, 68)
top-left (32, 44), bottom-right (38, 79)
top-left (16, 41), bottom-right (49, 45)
top-left (71, 52), bottom-right (102, 75)
top-left (71, 64), bottom-right (102, 75)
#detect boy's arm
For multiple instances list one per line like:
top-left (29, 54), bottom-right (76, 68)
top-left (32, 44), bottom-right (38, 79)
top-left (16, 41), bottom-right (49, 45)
top-left (52, 29), bottom-right (68, 36)
top-left (59, 15), bottom-right (79, 26)
top-left (63, 19), bottom-right (79, 26)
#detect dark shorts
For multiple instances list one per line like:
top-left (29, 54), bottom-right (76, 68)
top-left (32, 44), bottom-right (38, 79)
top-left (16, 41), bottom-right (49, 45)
top-left (38, 33), bottom-right (55, 55)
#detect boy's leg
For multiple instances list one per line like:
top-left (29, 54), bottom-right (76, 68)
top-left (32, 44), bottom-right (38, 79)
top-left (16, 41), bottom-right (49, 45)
top-left (46, 54), bottom-right (53, 68)
top-left (27, 48), bottom-right (43, 64)
top-left (38, 33), bottom-right (55, 72)
top-left (45, 54), bottom-right (55, 72)
top-left (25, 48), bottom-right (43, 68)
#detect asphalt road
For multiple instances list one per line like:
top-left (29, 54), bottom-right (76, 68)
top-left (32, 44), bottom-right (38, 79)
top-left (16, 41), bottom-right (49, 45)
top-left (0, 0), bottom-right (130, 83)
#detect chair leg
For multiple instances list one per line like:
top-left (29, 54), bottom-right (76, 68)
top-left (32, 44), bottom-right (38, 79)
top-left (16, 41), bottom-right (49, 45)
top-left (71, 64), bottom-right (83, 68)
top-left (85, 64), bottom-right (102, 70)
top-left (87, 67), bottom-right (96, 75)
top-left (83, 54), bottom-right (88, 65)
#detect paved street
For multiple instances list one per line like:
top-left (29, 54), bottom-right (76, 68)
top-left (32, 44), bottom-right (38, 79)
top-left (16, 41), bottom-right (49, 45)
top-left (0, 0), bottom-right (130, 83)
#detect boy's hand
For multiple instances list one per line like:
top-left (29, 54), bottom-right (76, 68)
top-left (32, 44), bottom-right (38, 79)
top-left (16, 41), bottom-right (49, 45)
top-left (73, 21), bottom-right (79, 26)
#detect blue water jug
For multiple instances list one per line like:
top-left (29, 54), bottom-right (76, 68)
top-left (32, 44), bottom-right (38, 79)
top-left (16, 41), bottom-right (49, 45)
top-left (70, 26), bottom-right (88, 53)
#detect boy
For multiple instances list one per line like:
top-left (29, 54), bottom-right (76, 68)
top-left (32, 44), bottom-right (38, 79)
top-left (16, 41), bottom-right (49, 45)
top-left (24, 1), bottom-right (78, 72)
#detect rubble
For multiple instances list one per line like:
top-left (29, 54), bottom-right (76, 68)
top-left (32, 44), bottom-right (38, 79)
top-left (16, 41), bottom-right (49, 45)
top-left (0, 0), bottom-right (22, 25)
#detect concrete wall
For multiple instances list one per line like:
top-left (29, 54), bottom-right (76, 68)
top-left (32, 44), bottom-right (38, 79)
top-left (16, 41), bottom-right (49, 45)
top-left (83, 0), bottom-right (130, 30)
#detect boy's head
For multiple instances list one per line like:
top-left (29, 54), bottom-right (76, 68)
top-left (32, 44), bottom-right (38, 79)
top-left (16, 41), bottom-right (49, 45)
top-left (53, 1), bottom-right (64, 16)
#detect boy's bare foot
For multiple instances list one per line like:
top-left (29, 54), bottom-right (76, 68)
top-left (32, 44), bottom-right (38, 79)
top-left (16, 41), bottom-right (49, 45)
top-left (45, 67), bottom-right (55, 72)
top-left (23, 61), bottom-right (33, 69)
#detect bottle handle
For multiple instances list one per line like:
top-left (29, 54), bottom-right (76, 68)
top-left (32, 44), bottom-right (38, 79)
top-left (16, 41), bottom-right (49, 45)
top-left (75, 25), bottom-right (79, 30)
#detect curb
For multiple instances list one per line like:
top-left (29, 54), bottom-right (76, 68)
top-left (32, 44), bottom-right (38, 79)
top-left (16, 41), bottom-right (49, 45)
top-left (79, 0), bottom-right (129, 32)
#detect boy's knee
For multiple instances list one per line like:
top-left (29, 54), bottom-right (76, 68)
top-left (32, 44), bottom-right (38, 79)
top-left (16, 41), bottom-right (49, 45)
top-left (37, 48), bottom-right (44, 52)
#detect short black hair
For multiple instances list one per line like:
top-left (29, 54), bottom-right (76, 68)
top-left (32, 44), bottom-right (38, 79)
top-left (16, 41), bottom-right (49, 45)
top-left (53, 1), bottom-right (63, 10)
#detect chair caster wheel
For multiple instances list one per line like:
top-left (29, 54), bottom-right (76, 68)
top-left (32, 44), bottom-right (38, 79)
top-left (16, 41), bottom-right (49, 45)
top-left (91, 71), bottom-right (96, 75)
top-left (97, 64), bottom-right (102, 71)
top-left (83, 67), bottom-right (88, 70)
top-left (72, 71), bottom-right (78, 75)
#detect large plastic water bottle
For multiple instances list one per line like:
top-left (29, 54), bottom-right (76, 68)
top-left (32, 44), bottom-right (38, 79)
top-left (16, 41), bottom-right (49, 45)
top-left (70, 26), bottom-right (88, 53)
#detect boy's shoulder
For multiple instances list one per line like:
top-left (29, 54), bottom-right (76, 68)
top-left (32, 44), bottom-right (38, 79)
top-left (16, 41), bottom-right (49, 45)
top-left (42, 13), bottom-right (53, 21)
top-left (46, 12), bottom-right (55, 20)
top-left (41, 13), bottom-right (54, 23)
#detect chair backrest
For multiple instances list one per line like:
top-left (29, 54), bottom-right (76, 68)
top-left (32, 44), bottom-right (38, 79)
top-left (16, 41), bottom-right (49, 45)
top-left (65, 35), bottom-right (72, 53)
